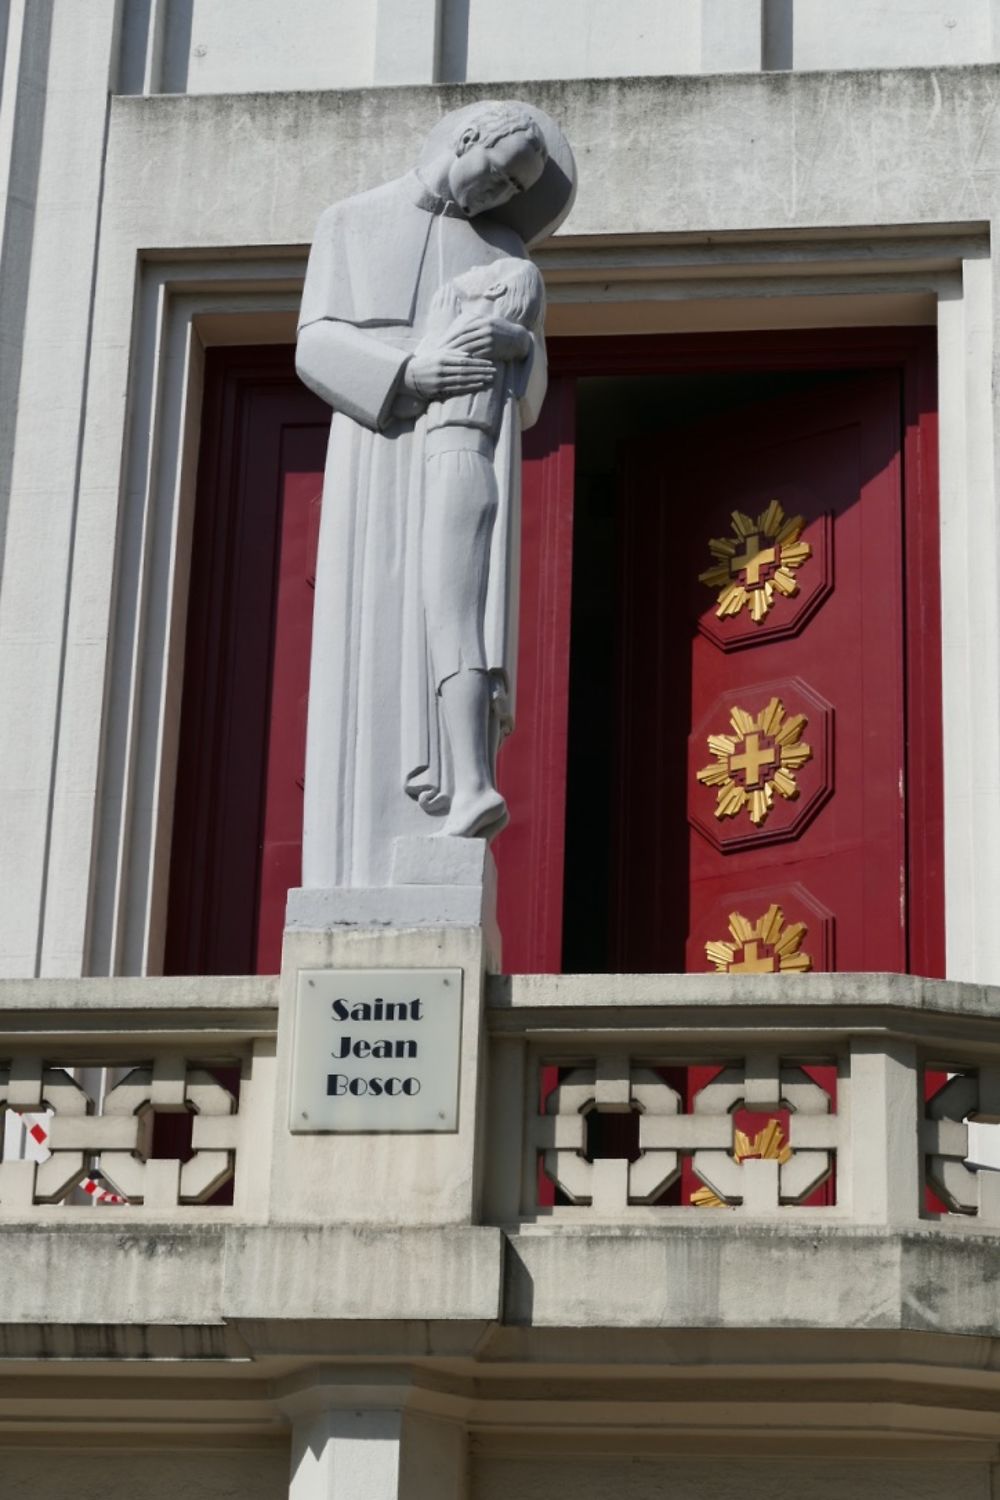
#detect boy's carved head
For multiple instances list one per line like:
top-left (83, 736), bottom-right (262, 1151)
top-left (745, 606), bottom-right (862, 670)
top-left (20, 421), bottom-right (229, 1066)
top-left (452, 256), bottom-right (545, 329)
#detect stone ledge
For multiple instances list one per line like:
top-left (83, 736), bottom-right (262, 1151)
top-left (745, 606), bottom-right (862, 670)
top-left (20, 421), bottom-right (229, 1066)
top-left (507, 1222), bottom-right (1000, 1334)
top-left (0, 974), bottom-right (279, 1012)
top-left (108, 68), bottom-right (1000, 249)
top-left (3, 1220), bottom-right (1000, 1337)
top-left (0, 1223), bottom-right (504, 1327)
top-left (229, 1223), bottom-right (503, 1321)
top-left (486, 971), bottom-right (1000, 1035)
top-left (0, 974), bottom-right (279, 1044)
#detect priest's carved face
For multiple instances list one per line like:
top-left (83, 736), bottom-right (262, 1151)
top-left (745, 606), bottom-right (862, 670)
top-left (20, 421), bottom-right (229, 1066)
top-left (448, 126), bottom-right (546, 218)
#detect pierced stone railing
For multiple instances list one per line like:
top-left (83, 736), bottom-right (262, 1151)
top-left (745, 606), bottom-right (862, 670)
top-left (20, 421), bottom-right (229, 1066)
top-left (0, 1058), bottom-right (240, 1207)
top-left (924, 1066), bottom-right (1000, 1218)
top-left (482, 972), bottom-right (1000, 1228)
top-left (2, 969), bottom-right (1000, 1231)
top-left (0, 975), bottom-right (276, 1215)
top-left (525, 1056), bottom-right (840, 1213)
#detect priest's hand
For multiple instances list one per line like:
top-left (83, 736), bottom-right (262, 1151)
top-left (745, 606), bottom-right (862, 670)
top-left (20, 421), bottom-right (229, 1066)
top-left (442, 316), bottom-right (532, 362)
top-left (402, 349), bottom-right (495, 400)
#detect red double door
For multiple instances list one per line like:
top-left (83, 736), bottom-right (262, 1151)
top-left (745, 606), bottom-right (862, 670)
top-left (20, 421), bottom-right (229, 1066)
top-left (165, 337), bottom-right (941, 981)
top-left (613, 369), bottom-right (939, 977)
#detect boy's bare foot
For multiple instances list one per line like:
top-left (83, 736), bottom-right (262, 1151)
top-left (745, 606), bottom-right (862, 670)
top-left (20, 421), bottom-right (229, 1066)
top-left (440, 787), bottom-right (508, 840)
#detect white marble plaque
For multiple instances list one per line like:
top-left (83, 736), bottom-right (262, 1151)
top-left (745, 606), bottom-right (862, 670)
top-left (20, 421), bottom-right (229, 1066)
top-left (289, 969), bottom-right (463, 1133)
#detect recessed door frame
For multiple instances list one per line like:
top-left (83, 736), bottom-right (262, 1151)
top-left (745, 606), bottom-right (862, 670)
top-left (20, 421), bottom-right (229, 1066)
top-left (546, 327), bottom-right (942, 977)
top-left (79, 243), bottom-right (987, 981)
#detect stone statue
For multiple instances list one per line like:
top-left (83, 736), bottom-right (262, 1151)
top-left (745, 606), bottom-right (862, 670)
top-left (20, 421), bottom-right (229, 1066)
top-left (295, 101), bottom-right (576, 892)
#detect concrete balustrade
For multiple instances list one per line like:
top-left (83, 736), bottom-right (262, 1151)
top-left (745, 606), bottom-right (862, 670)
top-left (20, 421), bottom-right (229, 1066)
top-left (482, 970), bottom-right (1000, 1229)
top-left (3, 965), bottom-right (1000, 1491)
top-left (1, 967), bottom-right (999, 1233)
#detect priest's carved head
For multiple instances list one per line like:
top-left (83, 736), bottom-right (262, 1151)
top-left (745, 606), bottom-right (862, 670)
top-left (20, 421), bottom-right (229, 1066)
top-left (446, 103), bottom-right (548, 217)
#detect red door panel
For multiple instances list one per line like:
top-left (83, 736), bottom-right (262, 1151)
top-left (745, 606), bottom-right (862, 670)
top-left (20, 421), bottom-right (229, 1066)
top-left (255, 448), bottom-right (324, 974)
top-left (164, 348), bottom-right (329, 976)
top-left (166, 351), bottom-right (576, 977)
top-left (614, 373), bottom-right (906, 974)
top-left (495, 375), bottom-right (576, 973)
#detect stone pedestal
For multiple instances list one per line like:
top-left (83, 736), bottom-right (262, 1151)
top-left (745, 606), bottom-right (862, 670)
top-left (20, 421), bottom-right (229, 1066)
top-left (285, 837), bottom-right (500, 966)
top-left (271, 846), bottom-right (497, 1226)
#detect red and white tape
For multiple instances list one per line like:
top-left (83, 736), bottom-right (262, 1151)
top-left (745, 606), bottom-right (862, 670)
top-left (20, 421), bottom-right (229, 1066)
top-left (23, 1114), bottom-right (126, 1205)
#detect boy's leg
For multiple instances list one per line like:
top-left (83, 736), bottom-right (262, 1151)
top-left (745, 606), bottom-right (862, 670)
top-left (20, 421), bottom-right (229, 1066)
top-left (439, 670), bottom-right (508, 838)
top-left (423, 450), bottom-right (507, 838)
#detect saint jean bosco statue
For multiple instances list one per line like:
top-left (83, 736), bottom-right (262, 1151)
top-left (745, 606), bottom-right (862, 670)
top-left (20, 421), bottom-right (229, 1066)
top-left (296, 100), bottom-right (576, 891)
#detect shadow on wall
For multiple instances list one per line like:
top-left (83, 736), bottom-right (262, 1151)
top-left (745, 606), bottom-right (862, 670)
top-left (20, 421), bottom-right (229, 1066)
top-left (117, 0), bottom-right (194, 94)
top-left (438, 0), bottom-right (471, 83)
top-left (502, 1240), bottom-right (535, 1325)
top-left (0, 0), bottom-right (53, 584)
top-left (763, 0), bottom-right (793, 70)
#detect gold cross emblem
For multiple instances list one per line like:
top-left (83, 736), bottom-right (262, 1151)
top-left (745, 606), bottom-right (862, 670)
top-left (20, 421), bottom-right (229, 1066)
top-left (697, 697), bottom-right (811, 827)
top-left (705, 903), bottom-right (812, 976)
top-left (726, 940), bottom-right (775, 974)
top-left (700, 500), bottom-right (811, 625)
top-left (727, 732), bottom-right (775, 788)
top-left (729, 533), bottom-right (777, 588)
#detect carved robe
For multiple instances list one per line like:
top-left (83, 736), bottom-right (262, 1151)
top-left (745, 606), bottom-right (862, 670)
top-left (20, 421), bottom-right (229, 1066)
top-left (297, 172), bottom-right (546, 887)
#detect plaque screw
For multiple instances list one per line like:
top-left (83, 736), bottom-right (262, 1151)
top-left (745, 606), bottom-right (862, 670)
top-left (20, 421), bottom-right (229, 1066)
top-left (308, 978), bottom-right (315, 987)
top-left (301, 1112), bottom-right (309, 1120)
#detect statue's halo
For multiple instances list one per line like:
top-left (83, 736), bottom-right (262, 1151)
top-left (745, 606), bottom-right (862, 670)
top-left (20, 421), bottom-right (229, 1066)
top-left (420, 99), bottom-right (577, 248)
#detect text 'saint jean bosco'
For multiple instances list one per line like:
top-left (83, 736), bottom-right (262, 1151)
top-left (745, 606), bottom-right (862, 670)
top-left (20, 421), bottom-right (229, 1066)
top-left (328, 996), bottom-right (425, 1098)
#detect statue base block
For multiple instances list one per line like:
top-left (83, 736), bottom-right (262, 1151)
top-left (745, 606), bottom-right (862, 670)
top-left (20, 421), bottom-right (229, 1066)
top-left (391, 834), bottom-right (493, 887)
top-left (285, 838), bottom-right (498, 955)
top-left (275, 896), bottom-right (496, 1224)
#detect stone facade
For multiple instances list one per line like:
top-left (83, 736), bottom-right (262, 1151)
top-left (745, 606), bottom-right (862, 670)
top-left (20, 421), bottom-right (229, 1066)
top-left (111, 0), bottom-right (1000, 92)
top-left (2, 54), bottom-right (1000, 981)
top-left (4, 2), bottom-right (1000, 1495)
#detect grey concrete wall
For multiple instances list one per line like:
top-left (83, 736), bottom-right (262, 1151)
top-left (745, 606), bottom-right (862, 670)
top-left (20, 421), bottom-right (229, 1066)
top-left (472, 1457), bottom-right (990, 1500)
top-left (113, 0), bottom-right (1000, 92)
top-left (1, 1447), bottom-right (290, 1500)
top-left (91, 67), bottom-right (1000, 244)
top-left (0, 1444), bottom-right (992, 1500)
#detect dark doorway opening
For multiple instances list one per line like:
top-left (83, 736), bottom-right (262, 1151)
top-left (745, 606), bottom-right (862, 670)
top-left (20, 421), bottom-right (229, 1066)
top-left (559, 350), bottom-right (940, 979)
top-left (562, 370), bottom-right (852, 973)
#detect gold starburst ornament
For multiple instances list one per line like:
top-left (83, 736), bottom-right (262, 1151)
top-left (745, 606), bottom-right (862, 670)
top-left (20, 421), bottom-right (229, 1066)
top-left (696, 696), bottom-right (811, 827)
top-left (705, 903), bottom-right (812, 975)
top-left (700, 500), bottom-right (812, 625)
top-left (690, 1119), bottom-right (793, 1208)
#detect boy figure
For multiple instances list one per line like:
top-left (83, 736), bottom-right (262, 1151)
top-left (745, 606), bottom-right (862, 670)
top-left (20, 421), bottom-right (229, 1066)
top-left (414, 256), bottom-right (546, 839)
